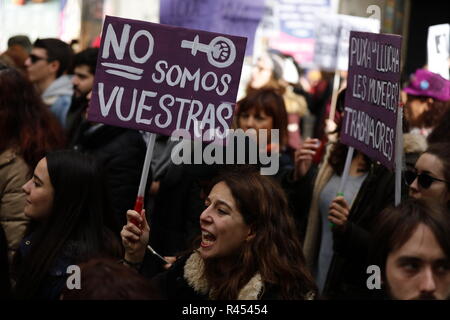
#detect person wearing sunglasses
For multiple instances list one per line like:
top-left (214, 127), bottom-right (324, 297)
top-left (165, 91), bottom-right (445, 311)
top-left (24, 38), bottom-right (74, 128)
top-left (405, 143), bottom-right (450, 210)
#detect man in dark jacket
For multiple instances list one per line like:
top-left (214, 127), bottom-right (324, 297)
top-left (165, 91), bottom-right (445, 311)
top-left (71, 120), bottom-right (146, 227)
top-left (70, 89), bottom-right (147, 227)
top-left (66, 47), bottom-right (99, 141)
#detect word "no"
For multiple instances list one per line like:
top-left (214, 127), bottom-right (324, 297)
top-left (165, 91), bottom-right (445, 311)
top-left (101, 23), bottom-right (155, 80)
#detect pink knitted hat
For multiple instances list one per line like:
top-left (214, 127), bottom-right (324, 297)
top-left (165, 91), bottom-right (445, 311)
top-left (404, 69), bottom-right (450, 101)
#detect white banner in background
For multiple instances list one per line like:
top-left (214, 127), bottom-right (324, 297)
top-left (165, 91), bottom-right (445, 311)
top-left (427, 24), bottom-right (450, 80)
top-left (314, 14), bottom-right (380, 71)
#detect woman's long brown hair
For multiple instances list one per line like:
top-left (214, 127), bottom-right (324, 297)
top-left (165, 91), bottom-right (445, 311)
top-left (199, 166), bottom-right (316, 299)
top-left (0, 65), bottom-right (65, 169)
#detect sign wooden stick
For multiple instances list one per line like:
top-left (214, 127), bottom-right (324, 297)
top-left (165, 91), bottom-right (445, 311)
top-left (133, 133), bottom-right (156, 219)
top-left (328, 71), bottom-right (341, 122)
top-left (87, 16), bottom-right (246, 227)
top-left (337, 146), bottom-right (354, 196)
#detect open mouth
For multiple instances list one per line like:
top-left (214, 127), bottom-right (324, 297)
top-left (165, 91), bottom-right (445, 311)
top-left (201, 230), bottom-right (216, 248)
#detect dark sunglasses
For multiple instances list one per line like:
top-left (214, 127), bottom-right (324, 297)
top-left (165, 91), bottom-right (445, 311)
top-left (404, 170), bottom-right (449, 189)
top-left (29, 54), bottom-right (48, 64)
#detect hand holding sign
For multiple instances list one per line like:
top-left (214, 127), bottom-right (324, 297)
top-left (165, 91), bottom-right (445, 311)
top-left (89, 16), bottom-right (247, 230)
top-left (328, 196), bottom-right (350, 232)
top-left (340, 31), bottom-right (403, 206)
top-left (121, 209), bottom-right (150, 264)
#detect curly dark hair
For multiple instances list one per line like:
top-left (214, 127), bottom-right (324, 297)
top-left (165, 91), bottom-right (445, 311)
top-left (0, 64), bottom-right (65, 169)
top-left (61, 257), bottom-right (160, 300)
top-left (405, 95), bottom-right (450, 129)
top-left (236, 88), bottom-right (289, 148)
top-left (427, 108), bottom-right (450, 144)
top-left (198, 166), bottom-right (316, 300)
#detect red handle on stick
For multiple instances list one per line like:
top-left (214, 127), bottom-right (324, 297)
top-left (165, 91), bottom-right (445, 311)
top-left (131, 196), bottom-right (144, 227)
top-left (129, 133), bottom-right (156, 229)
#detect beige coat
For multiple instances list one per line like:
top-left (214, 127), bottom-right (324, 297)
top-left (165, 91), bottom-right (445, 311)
top-left (0, 149), bottom-right (30, 263)
top-left (183, 251), bottom-right (315, 300)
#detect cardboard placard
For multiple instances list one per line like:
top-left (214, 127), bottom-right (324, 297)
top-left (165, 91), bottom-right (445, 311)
top-left (314, 14), bottom-right (380, 71)
top-left (340, 31), bottom-right (402, 170)
top-left (427, 24), bottom-right (450, 80)
top-left (159, 0), bottom-right (262, 56)
top-left (268, 0), bottom-right (337, 66)
top-left (88, 15), bottom-right (247, 142)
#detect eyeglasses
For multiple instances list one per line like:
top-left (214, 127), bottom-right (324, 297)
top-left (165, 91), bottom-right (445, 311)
top-left (29, 54), bottom-right (48, 64)
top-left (404, 170), bottom-right (449, 189)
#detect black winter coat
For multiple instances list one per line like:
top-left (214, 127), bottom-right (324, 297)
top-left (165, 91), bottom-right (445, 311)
top-left (278, 166), bottom-right (317, 242)
top-left (71, 121), bottom-right (147, 227)
top-left (15, 234), bottom-right (75, 300)
top-left (149, 162), bottom-right (214, 257)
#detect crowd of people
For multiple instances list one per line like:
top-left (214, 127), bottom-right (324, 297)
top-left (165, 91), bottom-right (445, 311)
top-left (0, 33), bottom-right (449, 301)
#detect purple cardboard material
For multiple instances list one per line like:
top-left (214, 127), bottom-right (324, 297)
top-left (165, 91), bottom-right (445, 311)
top-left (88, 15), bottom-right (247, 142)
top-left (340, 31), bottom-right (402, 170)
top-left (160, 0), bottom-right (263, 56)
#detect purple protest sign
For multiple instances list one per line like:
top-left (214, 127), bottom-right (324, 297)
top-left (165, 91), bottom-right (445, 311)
top-left (88, 15), bottom-right (247, 142)
top-left (160, 0), bottom-right (264, 56)
top-left (340, 31), bottom-right (402, 170)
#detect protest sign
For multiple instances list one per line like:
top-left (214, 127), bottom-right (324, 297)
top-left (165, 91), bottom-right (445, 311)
top-left (159, 0), bottom-right (263, 56)
top-left (314, 14), bottom-right (380, 71)
top-left (312, 13), bottom-right (341, 71)
top-left (340, 31), bottom-right (402, 170)
top-left (87, 15), bottom-right (247, 221)
top-left (318, 15), bottom-right (380, 122)
top-left (337, 15), bottom-right (381, 71)
top-left (427, 23), bottom-right (450, 80)
top-left (267, 0), bottom-right (338, 66)
top-left (88, 15), bottom-right (247, 143)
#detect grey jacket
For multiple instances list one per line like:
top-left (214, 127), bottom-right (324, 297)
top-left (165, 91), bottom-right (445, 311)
top-left (43, 75), bottom-right (73, 128)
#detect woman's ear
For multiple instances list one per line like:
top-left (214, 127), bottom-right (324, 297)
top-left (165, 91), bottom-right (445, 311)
top-left (246, 228), bottom-right (256, 241)
top-left (426, 97), bottom-right (434, 109)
